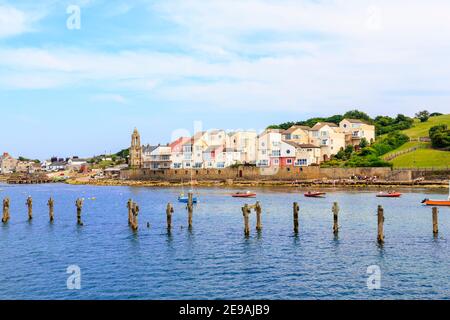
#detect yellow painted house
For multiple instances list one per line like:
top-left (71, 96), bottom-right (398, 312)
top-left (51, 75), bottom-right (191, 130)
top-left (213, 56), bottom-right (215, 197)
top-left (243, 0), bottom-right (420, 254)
top-left (339, 119), bottom-right (376, 146)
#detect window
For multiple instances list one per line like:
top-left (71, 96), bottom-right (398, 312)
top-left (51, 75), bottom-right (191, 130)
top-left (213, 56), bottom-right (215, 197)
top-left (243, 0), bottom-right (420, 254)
top-left (272, 150), bottom-right (281, 157)
top-left (293, 135), bottom-right (301, 140)
top-left (285, 134), bottom-right (292, 140)
top-left (286, 149), bottom-right (291, 154)
top-left (287, 159), bottom-right (293, 164)
top-left (273, 159), bottom-right (279, 165)
top-left (295, 159), bottom-right (307, 166)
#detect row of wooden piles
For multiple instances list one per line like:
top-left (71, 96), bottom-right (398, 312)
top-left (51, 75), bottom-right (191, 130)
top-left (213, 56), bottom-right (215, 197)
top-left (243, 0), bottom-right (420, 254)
top-left (1, 195), bottom-right (442, 243)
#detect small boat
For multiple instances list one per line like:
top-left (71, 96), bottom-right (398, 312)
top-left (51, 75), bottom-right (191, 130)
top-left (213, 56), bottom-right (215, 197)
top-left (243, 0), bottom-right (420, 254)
top-left (422, 199), bottom-right (450, 206)
top-left (304, 191), bottom-right (326, 198)
top-left (376, 192), bottom-right (402, 198)
top-left (232, 191), bottom-right (257, 198)
top-left (178, 193), bottom-right (198, 203)
top-left (422, 181), bottom-right (450, 206)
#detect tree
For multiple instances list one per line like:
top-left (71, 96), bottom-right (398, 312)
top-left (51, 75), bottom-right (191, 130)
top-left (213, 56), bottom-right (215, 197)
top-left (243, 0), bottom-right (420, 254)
top-left (429, 125), bottom-right (450, 149)
top-left (359, 138), bottom-right (369, 148)
top-left (343, 110), bottom-right (372, 123)
top-left (415, 110), bottom-right (430, 123)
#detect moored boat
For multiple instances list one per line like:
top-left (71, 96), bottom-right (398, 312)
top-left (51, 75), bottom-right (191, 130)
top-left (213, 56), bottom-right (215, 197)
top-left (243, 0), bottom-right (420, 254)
top-left (376, 192), bottom-right (402, 198)
top-left (178, 194), bottom-right (198, 203)
top-left (422, 199), bottom-right (450, 206)
top-left (304, 191), bottom-right (326, 198)
top-left (422, 181), bottom-right (450, 206)
top-left (232, 191), bottom-right (257, 198)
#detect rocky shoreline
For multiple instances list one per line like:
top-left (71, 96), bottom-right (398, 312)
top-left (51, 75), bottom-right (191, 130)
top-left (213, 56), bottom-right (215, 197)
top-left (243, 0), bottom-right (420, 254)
top-left (66, 178), bottom-right (449, 189)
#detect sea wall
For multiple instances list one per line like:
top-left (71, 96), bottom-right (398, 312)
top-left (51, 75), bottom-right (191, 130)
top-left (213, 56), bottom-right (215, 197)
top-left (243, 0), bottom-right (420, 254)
top-left (118, 166), bottom-right (441, 182)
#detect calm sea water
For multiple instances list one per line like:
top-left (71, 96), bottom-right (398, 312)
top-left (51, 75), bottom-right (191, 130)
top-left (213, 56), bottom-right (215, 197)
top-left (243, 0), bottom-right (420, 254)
top-left (0, 183), bottom-right (449, 300)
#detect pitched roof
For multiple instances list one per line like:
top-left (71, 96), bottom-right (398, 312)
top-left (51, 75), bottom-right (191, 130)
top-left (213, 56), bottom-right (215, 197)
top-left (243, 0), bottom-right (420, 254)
top-left (283, 125), bottom-right (311, 134)
top-left (311, 122), bottom-right (338, 130)
top-left (343, 118), bottom-right (369, 124)
top-left (142, 144), bottom-right (158, 153)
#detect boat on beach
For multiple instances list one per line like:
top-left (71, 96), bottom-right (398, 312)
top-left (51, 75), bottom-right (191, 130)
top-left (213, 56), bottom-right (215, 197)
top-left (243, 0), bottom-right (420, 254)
top-left (232, 191), bottom-right (257, 198)
top-left (422, 181), bottom-right (450, 206)
top-left (376, 191), bottom-right (402, 198)
top-left (304, 191), bottom-right (326, 198)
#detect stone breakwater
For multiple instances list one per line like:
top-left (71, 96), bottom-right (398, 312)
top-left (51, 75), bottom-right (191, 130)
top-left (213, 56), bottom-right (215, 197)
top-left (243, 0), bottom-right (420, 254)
top-left (66, 178), bottom-right (449, 189)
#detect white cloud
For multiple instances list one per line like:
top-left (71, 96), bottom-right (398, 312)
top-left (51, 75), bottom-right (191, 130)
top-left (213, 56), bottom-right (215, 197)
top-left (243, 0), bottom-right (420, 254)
top-left (1, 0), bottom-right (450, 115)
top-left (0, 5), bottom-right (42, 38)
top-left (91, 93), bottom-right (128, 104)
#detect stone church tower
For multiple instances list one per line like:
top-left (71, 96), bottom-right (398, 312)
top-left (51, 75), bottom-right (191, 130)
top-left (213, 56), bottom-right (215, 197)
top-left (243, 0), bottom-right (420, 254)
top-left (130, 128), bottom-right (142, 169)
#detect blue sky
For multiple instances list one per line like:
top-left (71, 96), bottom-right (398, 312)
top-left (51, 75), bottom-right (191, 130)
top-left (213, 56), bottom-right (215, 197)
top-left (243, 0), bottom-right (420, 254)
top-left (1, 0), bottom-right (450, 159)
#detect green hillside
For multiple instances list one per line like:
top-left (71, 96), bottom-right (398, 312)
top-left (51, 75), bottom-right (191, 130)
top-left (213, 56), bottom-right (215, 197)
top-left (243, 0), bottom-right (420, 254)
top-left (384, 114), bottom-right (450, 168)
top-left (401, 114), bottom-right (450, 138)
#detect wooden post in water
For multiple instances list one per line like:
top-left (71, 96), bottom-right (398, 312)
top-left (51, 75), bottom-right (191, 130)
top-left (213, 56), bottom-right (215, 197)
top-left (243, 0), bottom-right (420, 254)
top-left (377, 205), bottom-right (384, 244)
top-left (432, 207), bottom-right (439, 236)
top-left (26, 196), bottom-right (33, 220)
top-left (127, 199), bottom-right (133, 225)
top-left (76, 198), bottom-right (84, 226)
top-left (187, 192), bottom-right (193, 229)
top-left (242, 204), bottom-right (250, 236)
top-left (255, 201), bottom-right (262, 231)
top-left (130, 202), bottom-right (139, 231)
top-left (47, 197), bottom-right (54, 222)
top-left (166, 203), bottom-right (174, 231)
top-left (293, 202), bottom-right (299, 234)
top-left (2, 197), bottom-right (10, 223)
top-left (332, 202), bottom-right (339, 235)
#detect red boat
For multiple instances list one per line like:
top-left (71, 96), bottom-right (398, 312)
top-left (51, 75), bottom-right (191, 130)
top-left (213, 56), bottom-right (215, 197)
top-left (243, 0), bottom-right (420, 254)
top-left (304, 191), bottom-right (326, 198)
top-left (376, 192), bottom-right (402, 198)
top-left (232, 191), bottom-right (257, 198)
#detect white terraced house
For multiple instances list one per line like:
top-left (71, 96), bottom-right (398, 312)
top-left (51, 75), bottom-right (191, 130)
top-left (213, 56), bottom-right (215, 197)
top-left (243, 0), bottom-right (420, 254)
top-left (256, 129), bottom-right (282, 167)
top-left (181, 131), bottom-right (208, 169)
top-left (228, 130), bottom-right (258, 165)
top-left (148, 145), bottom-right (172, 170)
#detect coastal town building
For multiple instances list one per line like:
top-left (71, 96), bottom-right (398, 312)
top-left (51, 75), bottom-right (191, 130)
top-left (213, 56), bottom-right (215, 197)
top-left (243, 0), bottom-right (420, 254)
top-left (128, 119), bottom-right (375, 171)
top-left (308, 122), bottom-right (346, 161)
top-left (339, 118), bottom-right (376, 146)
top-left (130, 128), bottom-right (142, 169)
top-left (256, 129), bottom-right (282, 167)
top-left (170, 137), bottom-right (191, 169)
top-left (0, 153), bottom-right (18, 174)
top-left (228, 131), bottom-right (258, 165)
top-left (67, 157), bottom-right (88, 171)
top-left (16, 160), bottom-right (41, 173)
top-left (282, 125), bottom-right (311, 145)
top-left (147, 145), bottom-right (172, 170)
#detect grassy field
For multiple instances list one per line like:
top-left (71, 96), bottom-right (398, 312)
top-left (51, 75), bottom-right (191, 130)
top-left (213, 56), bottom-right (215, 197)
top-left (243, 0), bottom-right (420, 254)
top-left (385, 114), bottom-right (450, 168)
top-left (401, 114), bottom-right (450, 138)
top-left (391, 148), bottom-right (450, 168)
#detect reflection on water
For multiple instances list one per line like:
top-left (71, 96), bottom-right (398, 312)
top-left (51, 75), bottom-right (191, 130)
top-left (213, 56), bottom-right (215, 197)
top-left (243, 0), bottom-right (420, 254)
top-left (0, 183), bottom-right (449, 299)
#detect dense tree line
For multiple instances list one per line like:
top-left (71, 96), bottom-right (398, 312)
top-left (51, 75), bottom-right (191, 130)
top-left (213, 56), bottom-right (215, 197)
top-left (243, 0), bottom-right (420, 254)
top-left (268, 109), bottom-right (414, 136)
